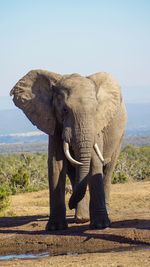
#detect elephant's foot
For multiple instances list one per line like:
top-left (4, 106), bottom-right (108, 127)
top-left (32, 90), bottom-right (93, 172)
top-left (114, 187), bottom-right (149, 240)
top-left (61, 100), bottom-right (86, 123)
top-left (46, 219), bottom-right (68, 231)
top-left (89, 213), bottom-right (111, 229)
top-left (75, 216), bottom-right (89, 224)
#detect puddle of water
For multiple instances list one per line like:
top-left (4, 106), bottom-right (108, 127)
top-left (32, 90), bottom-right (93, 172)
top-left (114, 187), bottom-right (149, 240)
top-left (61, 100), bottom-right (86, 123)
top-left (0, 252), bottom-right (50, 260)
top-left (67, 252), bottom-right (79, 256)
top-left (0, 245), bottom-right (150, 260)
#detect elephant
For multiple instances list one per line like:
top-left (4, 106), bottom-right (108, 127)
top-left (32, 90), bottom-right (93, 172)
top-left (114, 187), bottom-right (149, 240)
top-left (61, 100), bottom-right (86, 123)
top-left (10, 70), bottom-right (127, 230)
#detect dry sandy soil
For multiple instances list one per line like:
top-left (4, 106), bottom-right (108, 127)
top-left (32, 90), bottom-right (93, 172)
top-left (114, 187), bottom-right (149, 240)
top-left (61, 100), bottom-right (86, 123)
top-left (0, 181), bottom-right (150, 266)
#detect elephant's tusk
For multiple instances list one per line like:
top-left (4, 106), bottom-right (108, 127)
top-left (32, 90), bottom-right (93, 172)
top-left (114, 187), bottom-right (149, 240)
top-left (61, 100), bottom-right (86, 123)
top-left (63, 141), bottom-right (83, 166)
top-left (94, 143), bottom-right (106, 166)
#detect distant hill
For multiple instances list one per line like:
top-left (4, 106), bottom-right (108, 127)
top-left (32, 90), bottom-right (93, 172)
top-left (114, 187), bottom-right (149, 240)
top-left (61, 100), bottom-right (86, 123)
top-left (0, 142), bottom-right (48, 154)
top-left (0, 103), bottom-right (150, 144)
top-left (0, 131), bottom-right (48, 144)
top-left (122, 135), bottom-right (150, 147)
top-left (0, 135), bottom-right (150, 154)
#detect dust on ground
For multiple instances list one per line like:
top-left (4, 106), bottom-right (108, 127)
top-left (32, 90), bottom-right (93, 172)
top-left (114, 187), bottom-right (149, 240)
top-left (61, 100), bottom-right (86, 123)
top-left (0, 181), bottom-right (150, 266)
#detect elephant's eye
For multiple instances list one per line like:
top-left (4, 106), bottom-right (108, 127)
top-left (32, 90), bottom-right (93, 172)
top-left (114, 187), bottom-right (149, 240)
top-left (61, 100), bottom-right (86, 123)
top-left (63, 107), bottom-right (68, 115)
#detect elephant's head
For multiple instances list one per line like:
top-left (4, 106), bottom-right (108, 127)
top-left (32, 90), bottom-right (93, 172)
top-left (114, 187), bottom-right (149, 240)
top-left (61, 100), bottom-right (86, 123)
top-left (10, 70), bottom-right (122, 209)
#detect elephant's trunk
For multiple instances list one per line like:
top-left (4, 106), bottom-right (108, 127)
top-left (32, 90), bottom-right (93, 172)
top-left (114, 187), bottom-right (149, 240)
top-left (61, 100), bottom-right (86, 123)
top-left (65, 114), bottom-right (104, 210)
top-left (69, 138), bottom-right (92, 210)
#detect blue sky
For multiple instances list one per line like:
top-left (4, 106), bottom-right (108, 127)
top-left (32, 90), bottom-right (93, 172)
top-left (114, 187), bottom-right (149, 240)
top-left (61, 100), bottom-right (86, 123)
top-left (0, 0), bottom-right (150, 106)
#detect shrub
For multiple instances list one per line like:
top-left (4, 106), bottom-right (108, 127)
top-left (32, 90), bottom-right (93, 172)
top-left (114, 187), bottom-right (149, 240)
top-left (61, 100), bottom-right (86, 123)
top-left (0, 185), bottom-right (11, 211)
top-left (10, 169), bottom-right (30, 194)
top-left (112, 145), bottom-right (150, 183)
top-left (112, 172), bottom-right (128, 184)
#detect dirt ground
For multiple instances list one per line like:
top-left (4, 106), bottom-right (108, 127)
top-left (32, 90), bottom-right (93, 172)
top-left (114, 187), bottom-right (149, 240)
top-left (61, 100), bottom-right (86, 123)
top-left (0, 181), bottom-right (150, 266)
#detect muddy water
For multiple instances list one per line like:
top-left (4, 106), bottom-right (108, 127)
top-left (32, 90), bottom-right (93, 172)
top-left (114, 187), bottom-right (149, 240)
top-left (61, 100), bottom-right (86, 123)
top-left (0, 246), bottom-right (150, 261)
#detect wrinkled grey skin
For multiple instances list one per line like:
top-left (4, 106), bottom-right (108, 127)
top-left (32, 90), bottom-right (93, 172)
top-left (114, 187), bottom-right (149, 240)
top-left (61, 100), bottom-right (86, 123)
top-left (10, 70), bottom-right (127, 230)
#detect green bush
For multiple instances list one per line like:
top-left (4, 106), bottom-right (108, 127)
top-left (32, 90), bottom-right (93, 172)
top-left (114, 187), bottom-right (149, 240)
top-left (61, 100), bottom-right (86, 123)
top-left (0, 153), bottom-right (48, 196)
top-left (112, 172), bottom-right (128, 184)
top-left (10, 169), bottom-right (30, 194)
top-left (112, 145), bottom-right (150, 183)
top-left (0, 185), bottom-right (11, 211)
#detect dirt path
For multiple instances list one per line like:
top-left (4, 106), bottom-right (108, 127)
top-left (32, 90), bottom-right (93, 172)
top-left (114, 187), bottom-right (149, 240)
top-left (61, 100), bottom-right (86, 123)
top-left (0, 181), bottom-right (150, 266)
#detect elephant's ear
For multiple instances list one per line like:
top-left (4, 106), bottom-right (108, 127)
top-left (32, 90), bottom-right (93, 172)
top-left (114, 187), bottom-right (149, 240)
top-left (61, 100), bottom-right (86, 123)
top-left (87, 72), bottom-right (122, 130)
top-left (10, 70), bottom-right (62, 135)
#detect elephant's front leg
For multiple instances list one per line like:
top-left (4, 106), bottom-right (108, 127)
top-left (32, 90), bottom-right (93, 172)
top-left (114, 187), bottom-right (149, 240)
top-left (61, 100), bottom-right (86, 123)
top-left (67, 163), bottom-right (89, 223)
top-left (46, 136), bottom-right (68, 231)
top-left (88, 153), bottom-right (111, 229)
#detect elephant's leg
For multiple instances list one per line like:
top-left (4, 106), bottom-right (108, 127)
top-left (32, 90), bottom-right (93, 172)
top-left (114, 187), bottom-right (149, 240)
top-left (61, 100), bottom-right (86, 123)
top-left (67, 163), bottom-right (89, 223)
top-left (88, 154), bottom-right (110, 229)
top-left (46, 135), bottom-right (68, 231)
top-left (103, 142), bottom-right (123, 214)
